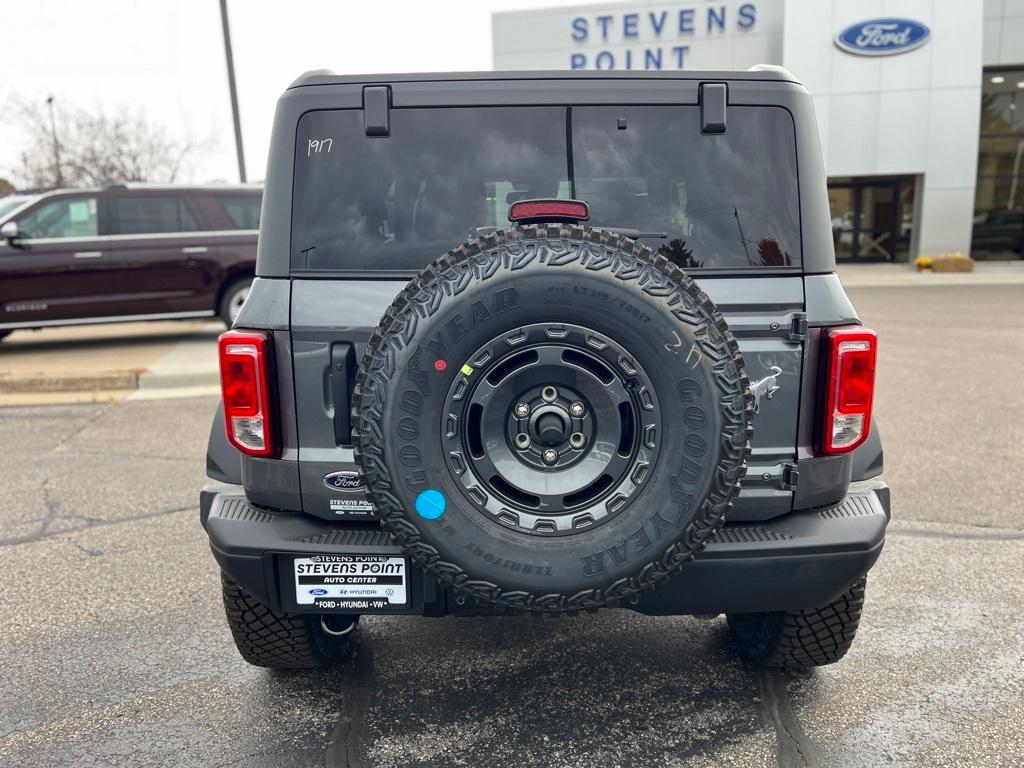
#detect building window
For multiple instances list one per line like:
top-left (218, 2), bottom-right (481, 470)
top-left (973, 69), bottom-right (1024, 259)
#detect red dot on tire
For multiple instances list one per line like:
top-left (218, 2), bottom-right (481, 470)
top-left (434, 359), bottom-right (447, 372)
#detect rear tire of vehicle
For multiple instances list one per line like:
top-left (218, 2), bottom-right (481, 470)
top-left (218, 276), bottom-right (253, 328)
top-left (727, 577), bottom-right (867, 669)
top-left (221, 573), bottom-right (358, 669)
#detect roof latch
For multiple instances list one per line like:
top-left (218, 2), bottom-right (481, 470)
top-left (699, 83), bottom-right (727, 134)
top-left (363, 85), bottom-right (391, 137)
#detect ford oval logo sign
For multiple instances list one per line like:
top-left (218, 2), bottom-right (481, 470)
top-left (835, 18), bottom-right (930, 56)
top-left (323, 471), bottom-right (365, 492)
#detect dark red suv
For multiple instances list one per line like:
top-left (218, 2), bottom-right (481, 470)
top-left (0, 184), bottom-right (260, 340)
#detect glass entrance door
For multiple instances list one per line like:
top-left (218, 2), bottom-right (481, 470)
top-left (829, 185), bottom-right (856, 260)
top-left (828, 177), bottom-right (915, 262)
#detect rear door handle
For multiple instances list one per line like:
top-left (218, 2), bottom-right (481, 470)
top-left (182, 246), bottom-right (209, 254)
top-left (73, 251), bottom-right (102, 259)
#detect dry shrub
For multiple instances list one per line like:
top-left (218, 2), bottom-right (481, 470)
top-left (929, 252), bottom-right (974, 272)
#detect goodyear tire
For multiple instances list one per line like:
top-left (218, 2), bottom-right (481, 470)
top-left (353, 225), bottom-right (753, 612)
top-left (728, 577), bottom-right (867, 668)
top-left (221, 573), bottom-right (358, 669)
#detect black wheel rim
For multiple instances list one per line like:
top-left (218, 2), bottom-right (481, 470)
top-left (442, 323), bottom-right (661, 536)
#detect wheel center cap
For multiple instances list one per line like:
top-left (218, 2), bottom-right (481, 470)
top-left (534, 412), bottom-right (568, 446)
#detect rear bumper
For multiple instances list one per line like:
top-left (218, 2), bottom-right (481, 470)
top-left (200, 479), bottom-right (889, 616)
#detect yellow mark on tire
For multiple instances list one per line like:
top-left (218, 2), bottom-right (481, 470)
top-left (460, 364), bottom-right (474, 376)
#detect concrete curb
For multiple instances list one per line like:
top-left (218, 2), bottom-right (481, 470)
top-left (838, 261), bottom-right (1024, 288)
top-left (0, 369), bottom-right (219, 394)
top-left (136, 369), bottom-right (220, 390)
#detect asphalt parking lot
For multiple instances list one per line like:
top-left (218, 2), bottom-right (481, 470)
top-left (1, 283), bottom-right (1022, 767)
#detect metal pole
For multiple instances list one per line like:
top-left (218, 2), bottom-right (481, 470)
top-left (46, 96), bottom-right (63, 189)
top-left (220, 0), bottom-right (247, 182)
top-left (1008, 138), bottom-right (1024, 210)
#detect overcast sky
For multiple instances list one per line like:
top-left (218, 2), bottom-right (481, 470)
top-left (1, 0), bottom-right (609, 185)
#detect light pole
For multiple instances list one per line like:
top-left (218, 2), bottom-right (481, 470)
top-left (219, 0), bottom-right (247, 182)
top-left (46, 95), bottom-right (63, 189)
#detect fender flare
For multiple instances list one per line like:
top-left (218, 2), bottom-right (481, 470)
top-left (206, 403), bottom-right (243, 484)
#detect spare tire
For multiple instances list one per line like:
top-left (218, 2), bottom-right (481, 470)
top-left (353, 225), bottom-right (753, 612)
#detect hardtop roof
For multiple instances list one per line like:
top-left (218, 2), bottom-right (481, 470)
top-left (288, 67), bottom-right (800, 90)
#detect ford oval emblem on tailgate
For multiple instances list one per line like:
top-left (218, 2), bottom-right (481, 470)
top-left (835, 18), bottom-right (930, 56)
top-left (323, 471), bottom-right (366, 492)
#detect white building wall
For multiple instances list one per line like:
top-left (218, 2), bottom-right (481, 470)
top-left (984, 0), bottom-right (1024, 65)
top-left (783, 1), bottom-right (983, 257)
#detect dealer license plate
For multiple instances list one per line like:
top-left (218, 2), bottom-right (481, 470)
top-left (293, 554), bottom-right (407, 609)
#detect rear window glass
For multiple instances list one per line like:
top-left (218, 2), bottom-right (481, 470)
top-left (292, 105), bottom-right (800, 271)
top-left (293, 107), bottom-right (568, 271)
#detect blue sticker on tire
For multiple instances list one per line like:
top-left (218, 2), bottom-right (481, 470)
top-left (415, 489), bottom-right (446, 520)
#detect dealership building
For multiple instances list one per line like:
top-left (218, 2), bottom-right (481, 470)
top-left (493, 1), bottom-right (1024, 262)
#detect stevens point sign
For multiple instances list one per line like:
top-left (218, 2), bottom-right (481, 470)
top-left (568, 2), bottom-right (758, 70)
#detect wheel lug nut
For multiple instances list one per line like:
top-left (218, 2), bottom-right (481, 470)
top-left (542, 448), bottom-right (558, 465)
top-left (541, 386), bottom-right (558, 403)
top-left (515, 433), bottom-right (530, 449)
top-left (569, 432), bottom-right (586, 449)
top-left (569, 401), bottom-right (585, 418)
top-left (514, 402), bottom-right (530, 418)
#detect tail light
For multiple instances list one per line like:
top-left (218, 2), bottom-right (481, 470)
top-left (820, 327), bottom-right (877, 455)
top-left (508, 199), bottom-right (589, 223)
top-left (218, 330), bottom-right (276, 457)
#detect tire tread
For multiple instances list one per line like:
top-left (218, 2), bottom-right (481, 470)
top-left (352, 225), bottom-right (754, 613)
top-left (221, 573), bottom-right (350, 669)
top-left (728, 577), bottom-right (867, 668)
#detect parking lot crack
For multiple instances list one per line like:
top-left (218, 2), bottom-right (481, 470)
top-left (48, 402), bottom-right (114, 455)
top-left (0, 504), bottom-right (194, 547)
top-left (757, 669), bottom-right (822, 768)
top-left (28, 475), bottom-right (65, 544)
top-left (325, 642), bottom-right (375, 768)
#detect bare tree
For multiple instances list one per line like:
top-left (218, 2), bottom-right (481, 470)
top-left (4, 95), bottom-right (214, 189)
top-left (756, 238), bottom-right (793, 267)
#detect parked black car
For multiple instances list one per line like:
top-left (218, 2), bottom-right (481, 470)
top-left (201, 68), bottom-right (887, 672)
top-left (0, 184), bottom-right (261, 341)
top-left (971, 208), bottom-right (1024, 257)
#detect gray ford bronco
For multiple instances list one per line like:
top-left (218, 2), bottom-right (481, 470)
top-left (201, 68), bottom-right (888, 671)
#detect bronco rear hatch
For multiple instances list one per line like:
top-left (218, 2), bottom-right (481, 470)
top-left (285, 93), bottom-right (807, 523)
